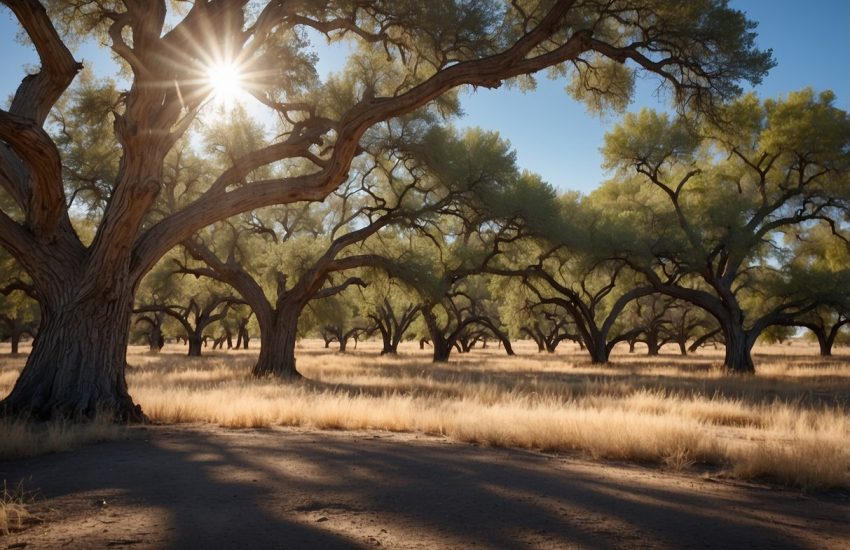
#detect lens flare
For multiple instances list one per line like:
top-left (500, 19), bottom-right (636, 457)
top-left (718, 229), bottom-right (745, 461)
top-left (206, 61), bottom-right (244, 108)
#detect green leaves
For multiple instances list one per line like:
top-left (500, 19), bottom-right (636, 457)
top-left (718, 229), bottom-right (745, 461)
top-left (602, 109), bottom-right (700, 174)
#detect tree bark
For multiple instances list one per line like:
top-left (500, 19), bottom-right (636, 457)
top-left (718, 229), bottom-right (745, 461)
top-left (252, 304), bottom-right (302, 381)
top-left (432, 338), bottom-right (452, 362)
top-left (722, 322), bottom-right (756, 374)
top-left (187, 333), bottom-right (203, 357)
top-left (587, 334), bottom-right (610, 364)
top-left (1, 282), bottom-right (144, 422)
top-left (809, 327), bottom-right (832, 357)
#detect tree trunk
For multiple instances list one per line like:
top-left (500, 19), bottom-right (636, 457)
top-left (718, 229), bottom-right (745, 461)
top-left (187, 333), bottom-right (203, 357)
top-left (587, 334), bottom-right (610, 364)
top-left (1, 284), bottom-right (144, 422)
top-left (432, 338), bottom-right (452, 362)
top-left (378, 325), bottom-right (395, 354)
top-left (146, 322), bottom-right (163, 353)
top-left (811, 327), bottom-right (831, 357)
top-left (722, 322), bottom-right (755, 374)
top-left (677, 340), bottom-right (688, 356)
top-left (10, 332), bottom-right (20, 355)
top-left (252, 305), bottom-right (302, 381)
top-left (646, 333), bottom-right (660, 356)
top-left (338, 337), bottom-right (348, 353)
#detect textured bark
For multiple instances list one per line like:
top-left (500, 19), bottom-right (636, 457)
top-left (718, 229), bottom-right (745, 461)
top-left (722, 322), bottom-right (756, 374)
top-left (1, 279), bottom-right (144, 422)
top-left (252, 305), bottom-right (301, 380)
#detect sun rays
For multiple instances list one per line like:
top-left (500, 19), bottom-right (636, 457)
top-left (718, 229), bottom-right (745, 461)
top-left (204, 60), bottom-right (246, 109)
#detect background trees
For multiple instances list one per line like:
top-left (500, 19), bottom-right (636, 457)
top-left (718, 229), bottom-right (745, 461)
top-left (599, 90), bottom-right (850, 372)
top-left (0, 250), bottom-right (38, 355)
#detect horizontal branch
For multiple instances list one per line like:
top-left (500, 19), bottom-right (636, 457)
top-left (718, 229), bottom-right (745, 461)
top-left (130, 0), bottom-right (590, 278)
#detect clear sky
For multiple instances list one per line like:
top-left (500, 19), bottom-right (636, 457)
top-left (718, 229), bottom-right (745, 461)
top-left (1, 1), bottom-right (848, 195)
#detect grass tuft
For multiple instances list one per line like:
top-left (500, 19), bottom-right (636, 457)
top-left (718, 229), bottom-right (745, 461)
top-left (731, 437), bottom-right (850, 490)
top-left (0, 481), bottom-right (30, 536)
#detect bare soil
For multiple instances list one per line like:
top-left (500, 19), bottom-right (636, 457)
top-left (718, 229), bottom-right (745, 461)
top-left (1, 425), bottom-right (848, 549)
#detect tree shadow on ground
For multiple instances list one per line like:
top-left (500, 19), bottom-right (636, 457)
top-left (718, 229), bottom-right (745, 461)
top-left (1, 426), bottom-right (847, 549)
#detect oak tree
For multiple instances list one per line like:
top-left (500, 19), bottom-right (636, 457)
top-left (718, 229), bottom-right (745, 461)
top-left (0, 0), bottom-right (773, 419)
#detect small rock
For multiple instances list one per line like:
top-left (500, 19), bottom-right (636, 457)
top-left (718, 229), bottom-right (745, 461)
top-left (316, 516), bottom-right (329, 523)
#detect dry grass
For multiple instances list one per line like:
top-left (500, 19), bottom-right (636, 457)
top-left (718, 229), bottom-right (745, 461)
top-left (1, 481), bottom-right (30, 536)
top-left (1, 339), bottom-right (849, 490)
top-left (0, 416), bottom-right (126, 461)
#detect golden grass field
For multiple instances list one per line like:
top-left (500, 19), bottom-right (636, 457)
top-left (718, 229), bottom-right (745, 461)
top-left (1, 339), bottom-right (849, 498)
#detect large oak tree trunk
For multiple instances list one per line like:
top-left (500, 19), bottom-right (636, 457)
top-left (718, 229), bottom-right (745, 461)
top-left (722, 322), bottom-right (756, 374)
top-left (421, 307), bottom-right (453, 363)
top-left (432, 338), bottom-right (452, 362)
top-left (187, 333), bottom-right (203, 357)
top-left (1, 282), bottom-right (143, 422)
top-left (586, 333), bottom-right (610, 364)
top-left (252, 305), bottom-right (302, 381)
top-left (809, 327), bottom-right (832, 357)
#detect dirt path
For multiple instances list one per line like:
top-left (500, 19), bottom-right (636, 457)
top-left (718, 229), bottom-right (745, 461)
top-left (2, 425), bottom-right (848, 549)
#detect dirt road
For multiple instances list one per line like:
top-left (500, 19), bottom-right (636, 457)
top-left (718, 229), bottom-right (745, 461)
top-left (2, 425), bottom-right (847, 549)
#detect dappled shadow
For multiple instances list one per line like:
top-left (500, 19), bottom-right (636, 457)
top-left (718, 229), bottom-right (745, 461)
top-left (1, 427), bottom-right (847, 548)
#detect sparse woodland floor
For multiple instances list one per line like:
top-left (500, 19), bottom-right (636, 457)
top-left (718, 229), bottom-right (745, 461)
top-left (1, 340), bottom-right (849, 548)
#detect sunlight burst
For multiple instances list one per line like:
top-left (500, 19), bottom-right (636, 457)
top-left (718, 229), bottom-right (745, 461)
top-left (205, 61), bottom-right (245, 108)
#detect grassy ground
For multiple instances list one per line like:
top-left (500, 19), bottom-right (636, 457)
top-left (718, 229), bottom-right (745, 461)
top-left (1, 339), bottom-right (849, 490)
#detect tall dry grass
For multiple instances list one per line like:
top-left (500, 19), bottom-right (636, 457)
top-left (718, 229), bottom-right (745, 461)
top-left (0, 481), bottom-right (30, 536)
top-left (0, 417), bottom-right (125, 461)
top-left (1, 339), bottom-right (849, 490)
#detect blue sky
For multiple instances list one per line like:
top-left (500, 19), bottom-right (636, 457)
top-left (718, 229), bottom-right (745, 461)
top-left (1, 1), bottom-right (848, 194)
